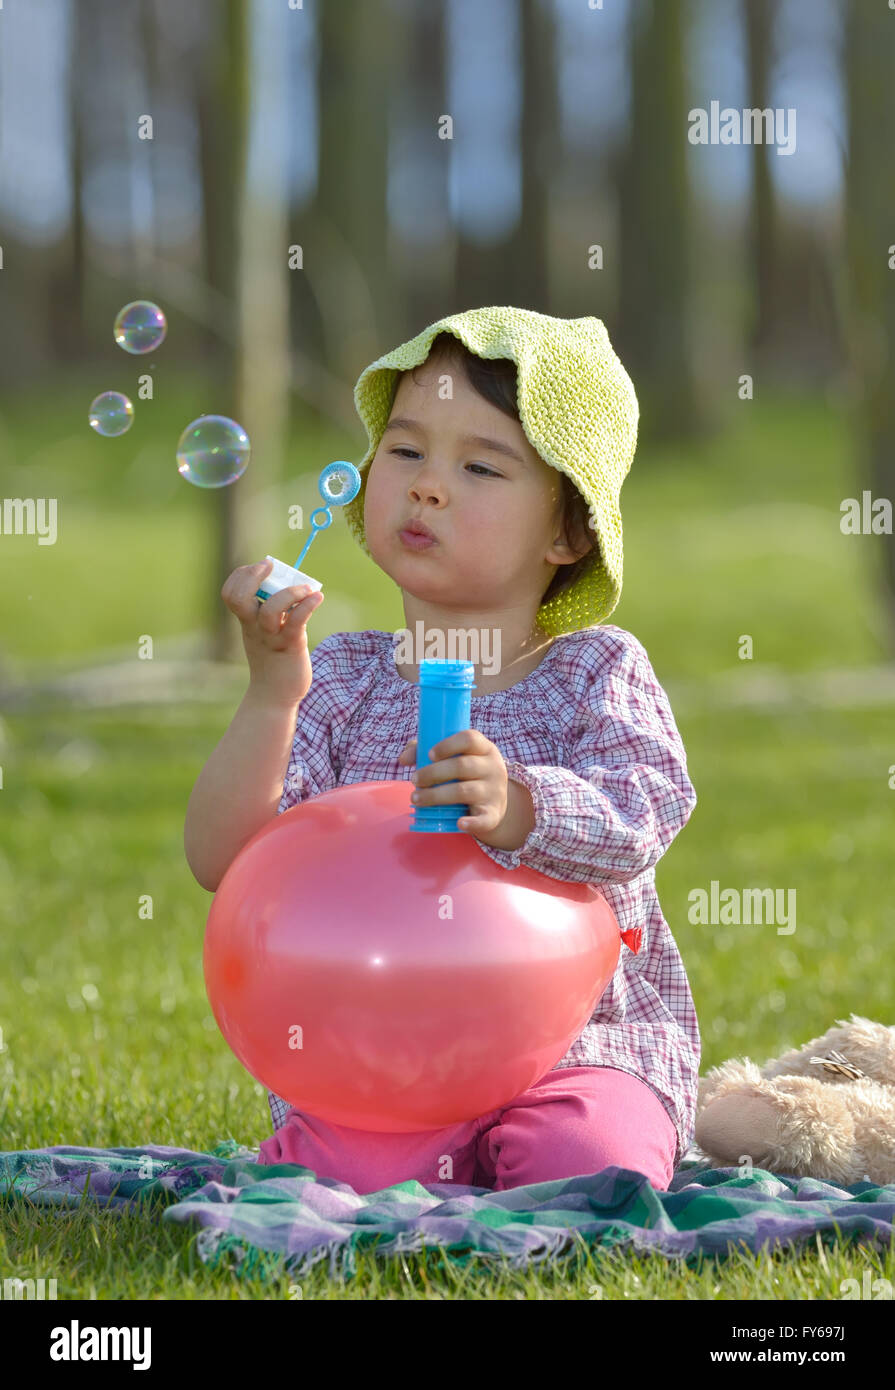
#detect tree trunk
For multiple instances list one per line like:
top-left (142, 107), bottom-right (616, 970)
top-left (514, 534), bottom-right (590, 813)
top-left (312, 0), bottom-right (395, 384)
top-left (454, 7), bottom-right (521, 315)
top-left (743, 0), bottom-right (781, 367)
top-left (395, 0), bottom-right (453, 334)
top-left (616, 0), bottom-right (699, 444)
top-left (236, 0), bottom-right (290, 554)
top-left (196, 0), bottom-right (251, 664)
top-left (843, 0), bottom-right (895, 652)
top-left (49, 0), bottom-right (88, 363)
top-left (512, 0), bottom-right (557, 311)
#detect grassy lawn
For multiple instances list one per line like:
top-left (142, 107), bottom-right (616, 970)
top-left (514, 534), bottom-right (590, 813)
top-left (1, 700), bottom-right (893, 1298)
top-left (0, 370), bottom-right (888, 679)
top-left (0, 379), bottom-right (893, 1297)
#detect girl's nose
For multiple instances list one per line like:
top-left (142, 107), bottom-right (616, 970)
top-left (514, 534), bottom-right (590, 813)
top-left (408, 473), bottom-right (445, 505)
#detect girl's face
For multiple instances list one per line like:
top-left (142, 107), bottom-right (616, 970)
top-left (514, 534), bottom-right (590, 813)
top-left (363, 352), bottom-right (578, 617)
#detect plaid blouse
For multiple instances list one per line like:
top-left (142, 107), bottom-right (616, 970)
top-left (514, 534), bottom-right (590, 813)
top-left (266, 624), bottom-right (700, 1167)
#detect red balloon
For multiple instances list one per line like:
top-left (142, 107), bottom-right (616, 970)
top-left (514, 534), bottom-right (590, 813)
top-left (204, 780), bottom-right (621, 1132)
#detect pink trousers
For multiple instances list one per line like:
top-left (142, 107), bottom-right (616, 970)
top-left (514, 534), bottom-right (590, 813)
top-left (256, 1065), bottom-right (678, 1194)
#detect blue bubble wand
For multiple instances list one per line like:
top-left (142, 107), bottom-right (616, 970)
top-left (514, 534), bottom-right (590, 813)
top-left (255, 461), bottom-right (361, 602)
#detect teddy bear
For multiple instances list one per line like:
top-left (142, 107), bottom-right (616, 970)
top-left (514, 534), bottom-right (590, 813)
top-left (693, 1013), bottom-right (895, 1186)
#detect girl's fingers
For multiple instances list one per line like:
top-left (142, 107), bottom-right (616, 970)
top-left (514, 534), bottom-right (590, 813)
top-left (398, 738), bottom-right (418, 763)
top-left (284, 591), bottom-right (323, 619)
top-left (222, 559), bottom-right (275, 622)
top-left (260, 588), bottom-right (319, 630)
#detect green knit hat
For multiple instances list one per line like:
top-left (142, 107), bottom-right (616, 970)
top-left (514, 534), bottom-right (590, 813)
top-left (342, 305), bottom-right (639, 635)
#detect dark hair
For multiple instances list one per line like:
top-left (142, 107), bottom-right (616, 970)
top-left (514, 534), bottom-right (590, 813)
top-left (402, 331), bottom-right (598, 606)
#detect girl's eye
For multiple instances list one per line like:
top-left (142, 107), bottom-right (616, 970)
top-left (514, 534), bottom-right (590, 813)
top-left (390, 448), bottom-right (500, 478)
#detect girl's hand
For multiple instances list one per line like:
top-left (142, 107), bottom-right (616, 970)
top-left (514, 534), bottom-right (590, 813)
top-left (221, 559), bottom-right (324, 708)
top-left (397, 730), bottom-right (509, 835)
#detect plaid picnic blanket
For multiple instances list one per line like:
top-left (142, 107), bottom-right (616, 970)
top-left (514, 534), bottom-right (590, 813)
top-left (2, 1142), bottom-right (893, 1281)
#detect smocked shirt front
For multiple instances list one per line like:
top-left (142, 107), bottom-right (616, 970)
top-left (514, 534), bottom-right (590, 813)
top-left (266, 623), bottom-right (700, 1166)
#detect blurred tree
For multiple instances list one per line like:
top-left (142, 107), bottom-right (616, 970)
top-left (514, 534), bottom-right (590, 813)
top-left (310, 0), bottom-right (396, 385)
top-left (512, 0), bottom-right (557, 310)
top-left (48, 0), bottom-right (89, 362)
top-left (397, 0), bottom-right (454, 331)
top-left (844, 0), bottom-right (895, 651)
top-left (743, 0), bottom-right (783, 368)
top-left (455, 13), bottom-right (521, 313)
top-left (197, 0), bottom-right (250, 663)
top-left (285, 4), bottom-right (323, 378)
top-left (743, 0), bottom-right (841, 386)
top-left (235, 0), bottom-right (290, 575)
top-left (616, 0), bottom-right (700, 444)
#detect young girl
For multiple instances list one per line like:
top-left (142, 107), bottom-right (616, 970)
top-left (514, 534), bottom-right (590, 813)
top-left (185, 306), bottom-right (699, 1195)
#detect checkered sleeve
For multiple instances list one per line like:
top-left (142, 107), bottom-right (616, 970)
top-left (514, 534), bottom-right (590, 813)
top-left (475, 628), bottom-right (697, 884)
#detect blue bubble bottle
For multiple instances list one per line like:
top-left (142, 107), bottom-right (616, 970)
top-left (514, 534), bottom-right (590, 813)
top-left (411, 659), bottom-right (476, 833)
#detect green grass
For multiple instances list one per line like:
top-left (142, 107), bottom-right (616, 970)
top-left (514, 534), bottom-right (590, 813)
top-left (0, 380), bottom-right (893, 1297)
top-left (1, 699), bottom-right (893, 1298)
top-left (2, 1197), bottom-right (887, 1301)
top-left (0, 374), bottom-right (889, 677)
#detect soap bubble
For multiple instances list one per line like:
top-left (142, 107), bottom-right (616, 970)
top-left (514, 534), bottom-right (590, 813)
top-left (89, 391), bottom-right (134, 437)
top-left (176, 415), bottom-right (251, 488)
top-left (114, 300), bottom-right (167, 354)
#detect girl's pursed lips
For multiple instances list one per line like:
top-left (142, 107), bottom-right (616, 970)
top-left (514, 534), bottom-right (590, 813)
top-left (401, 516), bottom-right (437, 538)
top-left (398, 526), bottom-right (438, 550)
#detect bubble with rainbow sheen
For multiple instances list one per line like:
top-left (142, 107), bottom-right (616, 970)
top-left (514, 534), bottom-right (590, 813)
top-left (114, 300), bottom-right (167, 354)
top-left (89, 391), bottom-right (134, 437)
top-left (176, 415), bottom-right (251, 488)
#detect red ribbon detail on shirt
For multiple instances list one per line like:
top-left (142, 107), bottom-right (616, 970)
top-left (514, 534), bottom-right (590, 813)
top-left (620, 925), bottom-right (642, 954)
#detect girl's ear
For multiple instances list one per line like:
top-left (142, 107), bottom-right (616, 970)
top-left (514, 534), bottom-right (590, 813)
top-left (552, 516), bottom-right (595, 565)
top-left (571, 505), bottom-right (600, 561)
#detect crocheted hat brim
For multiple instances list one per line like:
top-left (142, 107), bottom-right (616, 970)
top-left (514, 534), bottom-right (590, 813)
top-left (342, 306), bottom-right (639, 635)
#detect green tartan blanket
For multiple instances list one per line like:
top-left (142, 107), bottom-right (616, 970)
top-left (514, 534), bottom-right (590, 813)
top-left (2, 1142), bottom-right (893, 1280)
